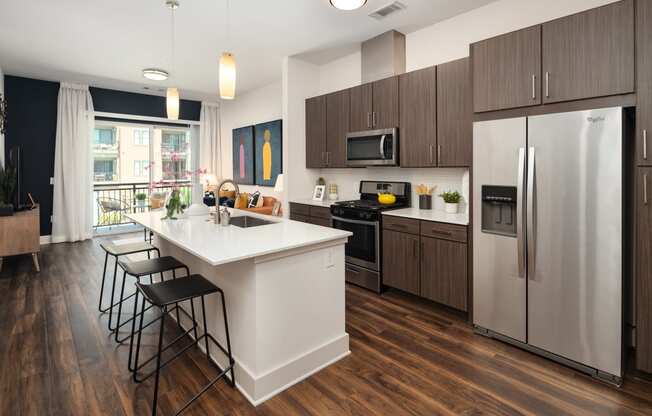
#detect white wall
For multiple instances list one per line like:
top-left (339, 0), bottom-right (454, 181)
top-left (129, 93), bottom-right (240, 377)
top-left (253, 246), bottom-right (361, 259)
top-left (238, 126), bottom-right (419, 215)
top-left (219, 81), bottom-right (283, 197)
top-left (295, 0), bottom-right (619, 211)
top-left (0, 64), bottom-right (4, 167)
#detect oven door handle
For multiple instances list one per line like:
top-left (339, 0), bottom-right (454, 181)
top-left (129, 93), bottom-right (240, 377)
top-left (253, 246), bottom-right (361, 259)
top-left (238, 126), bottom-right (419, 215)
top-left (331, 215), bottom-right (378, 227)
top-left (379, 135), bottom-right (387, 158)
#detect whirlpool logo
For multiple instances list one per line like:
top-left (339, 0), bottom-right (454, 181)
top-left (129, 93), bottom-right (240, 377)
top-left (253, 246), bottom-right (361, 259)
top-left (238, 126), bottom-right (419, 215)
top-left (587, 116), bottom-right (606, 123)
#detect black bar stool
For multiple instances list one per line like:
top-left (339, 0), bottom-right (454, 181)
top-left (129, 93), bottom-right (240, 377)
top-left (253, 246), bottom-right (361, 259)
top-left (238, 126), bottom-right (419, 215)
top-left (113, 256), bottom-right (191, 345)
top-left (131, 274), bottom-right (235, 416)
top-left (98, 241), bottom-right (159, 320)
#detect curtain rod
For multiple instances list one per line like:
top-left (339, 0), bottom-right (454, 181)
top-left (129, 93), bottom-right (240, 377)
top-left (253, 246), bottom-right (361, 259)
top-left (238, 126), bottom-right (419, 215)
top-left (94, 111), bottom-right (201, 126)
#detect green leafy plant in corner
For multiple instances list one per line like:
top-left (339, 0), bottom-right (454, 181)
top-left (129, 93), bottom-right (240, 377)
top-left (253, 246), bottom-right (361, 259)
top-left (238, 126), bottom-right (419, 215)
top-left (0, 165), bottom-right (16, 208)
top-left (439, 190), bottom-right (462, 204)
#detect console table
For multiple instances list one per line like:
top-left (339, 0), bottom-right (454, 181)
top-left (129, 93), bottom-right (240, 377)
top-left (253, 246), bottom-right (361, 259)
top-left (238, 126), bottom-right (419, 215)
top-left (0, 206), bottom-right (40, 272)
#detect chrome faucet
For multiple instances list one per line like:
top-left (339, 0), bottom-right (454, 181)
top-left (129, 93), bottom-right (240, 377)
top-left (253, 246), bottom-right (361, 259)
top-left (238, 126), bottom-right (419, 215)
top-left (213, 179), bottom-right (240, 225)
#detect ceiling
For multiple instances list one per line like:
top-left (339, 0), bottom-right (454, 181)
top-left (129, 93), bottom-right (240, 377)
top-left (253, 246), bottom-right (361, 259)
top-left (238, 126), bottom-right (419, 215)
top-left (0, 0), bottom-right (496, 101)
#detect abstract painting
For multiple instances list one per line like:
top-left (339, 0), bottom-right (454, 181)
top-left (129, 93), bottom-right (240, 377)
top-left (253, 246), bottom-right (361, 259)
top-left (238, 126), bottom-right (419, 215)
top-left (254, 119), bottom-right (283, 186)
top-left (232, 126), bottom-right (254, 185)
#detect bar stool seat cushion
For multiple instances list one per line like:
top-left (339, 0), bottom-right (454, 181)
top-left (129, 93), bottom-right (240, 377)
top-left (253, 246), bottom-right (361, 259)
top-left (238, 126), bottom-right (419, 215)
top-left (119, 256), bottom-right (186, 277)
top-left (137, 274), bottom-right (219, 307)
top-left (100, 241), bottom-right (156, 256)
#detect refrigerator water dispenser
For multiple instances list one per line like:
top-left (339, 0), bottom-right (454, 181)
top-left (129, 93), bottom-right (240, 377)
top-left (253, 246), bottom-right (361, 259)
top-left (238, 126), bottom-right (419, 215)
top-left (481, 185), bottom-right (517, 237)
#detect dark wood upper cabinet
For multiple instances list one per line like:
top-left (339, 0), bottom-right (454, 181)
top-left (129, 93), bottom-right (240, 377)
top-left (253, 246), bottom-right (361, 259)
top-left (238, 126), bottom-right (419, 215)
top-left (349, 83), bottom-right (373, 132)
top-left (372, 76), bottom-right (399, 129)
top-left (420, 236), bottom-right (468, 311)
top-left (326, 89), bottom-right (350, 168)
top-left (471, 25), bottom-right (542, 113)
top-left (437, 57), bottom-right (472, 167)
top-left (382, 229), bottom-right (420, 295)
top-left (542, 0), bottom-right (634, 104)
top-left (399, 66), bottom-right (437, 167)
top-left (636, 167), bottom-right (652, 373)
top-left (305, 95), bottom-right (327, 168)
top-left (637, 0), bottom-right (652, 166)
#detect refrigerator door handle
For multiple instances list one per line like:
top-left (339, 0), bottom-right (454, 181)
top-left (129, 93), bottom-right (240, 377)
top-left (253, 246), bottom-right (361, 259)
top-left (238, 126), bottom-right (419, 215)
top-left (517, 147), bottom-right (526, 278)
top-left (527, 146), bottom-right (536, 278)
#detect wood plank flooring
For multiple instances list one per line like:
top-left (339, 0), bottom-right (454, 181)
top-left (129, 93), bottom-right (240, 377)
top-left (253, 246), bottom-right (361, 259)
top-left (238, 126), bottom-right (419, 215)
top-left (1, 235), bottom-right (652, 415)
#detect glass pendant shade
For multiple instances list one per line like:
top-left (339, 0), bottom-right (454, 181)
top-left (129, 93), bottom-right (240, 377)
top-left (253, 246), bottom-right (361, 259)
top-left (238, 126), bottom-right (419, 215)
top-left (219, 52), bottom-right (236, 100)
top-left (166, 87), bottom-right (180, 120)
top-left (330, 0), bottom-right (367, 11)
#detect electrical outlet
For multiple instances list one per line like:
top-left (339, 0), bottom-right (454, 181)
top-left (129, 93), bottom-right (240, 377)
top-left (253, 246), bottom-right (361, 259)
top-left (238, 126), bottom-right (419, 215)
top-left (50, 177), bottom-right (54, 185)
top-left (324, 249), bottom-right (334, 268)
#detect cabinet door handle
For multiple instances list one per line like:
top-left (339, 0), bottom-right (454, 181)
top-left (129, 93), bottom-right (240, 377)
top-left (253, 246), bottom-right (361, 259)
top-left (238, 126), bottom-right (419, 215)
top-left (532, 74), bottom-right (536, 100)
top-left (367, 112), bottom-right (371, 128)
top-left (437, 144), bottom-right (441, 165)
top-left (545, 72), bottom-right (550, 98)
top-left (392, 223), bottom-right (407, 229)
top-left (432, 229), bottom-right (453, 236)
top-left (429, 145), bottom-right (434, 165)
top-left (372, 111), bottom-right (377, 127)
top-left (644, 129), bottom-right (648, 160)
top-left (326, 152), bottom-right (330, 166)
top-left (645, 174), bottom-right (649, 205)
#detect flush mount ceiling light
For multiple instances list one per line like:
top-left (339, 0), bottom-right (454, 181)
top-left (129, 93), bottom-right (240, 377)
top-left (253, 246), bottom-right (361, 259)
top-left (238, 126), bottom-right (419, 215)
top-left (330, 0), bottom-right (367, 11)
top-left (142, 68), bottom-right (169, 81)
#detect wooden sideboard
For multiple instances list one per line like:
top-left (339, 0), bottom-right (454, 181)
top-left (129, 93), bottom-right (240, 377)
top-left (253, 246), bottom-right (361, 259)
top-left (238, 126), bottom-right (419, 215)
top-left (0, 206), bottom-right (40, 272)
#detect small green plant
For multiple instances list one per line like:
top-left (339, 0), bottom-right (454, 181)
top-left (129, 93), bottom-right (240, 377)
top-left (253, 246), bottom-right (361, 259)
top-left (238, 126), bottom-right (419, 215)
top-left (439, 190), bottom-right (462, 204)
top-left (0, 165), bottom-right (16, 206)
top-left (135, 192), bottom-right (147, 201)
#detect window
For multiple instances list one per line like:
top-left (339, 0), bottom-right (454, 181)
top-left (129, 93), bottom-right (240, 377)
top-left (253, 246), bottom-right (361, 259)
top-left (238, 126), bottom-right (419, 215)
top-left (162, 131), bottom-right (188, 153)
top-left (134, 128), bottom-right (150, 145)
top-left (94, 159), bottom-right (116, 182)
top-left (162, 160), bottom-right (188, 180)
top-left (94, 128), bottom-right (116, 146)
top-left (134, 160), bottom-right (149, 177)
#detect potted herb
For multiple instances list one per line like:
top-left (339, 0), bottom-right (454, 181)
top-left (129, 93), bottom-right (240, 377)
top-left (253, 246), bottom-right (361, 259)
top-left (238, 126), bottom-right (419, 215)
top-left (135, 192), bottom-right (147, 208)
top-left (439, 190), bottom-right (462, 214)
top-left (0, 165), bottom-right (16, 216)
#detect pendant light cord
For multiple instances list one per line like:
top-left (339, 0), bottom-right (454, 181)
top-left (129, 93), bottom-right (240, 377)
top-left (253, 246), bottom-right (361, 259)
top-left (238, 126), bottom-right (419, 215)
top-left (170, 4), bottom-right (176, 76)
top-left (225, 0), bottom-right (230, 48)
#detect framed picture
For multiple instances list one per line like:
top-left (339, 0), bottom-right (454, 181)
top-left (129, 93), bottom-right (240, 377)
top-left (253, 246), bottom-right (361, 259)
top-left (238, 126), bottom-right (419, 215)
top-left (232, 126), bottom-right (254, 185)
top-left (254, 119), bottom-right (283, 186)
top-left (313, 185), bottom-right (326, 201)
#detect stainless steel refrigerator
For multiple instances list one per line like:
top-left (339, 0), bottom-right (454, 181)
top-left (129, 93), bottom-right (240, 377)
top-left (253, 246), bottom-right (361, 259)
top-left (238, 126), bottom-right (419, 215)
top-left (473, 107), bottom-right (623, 383)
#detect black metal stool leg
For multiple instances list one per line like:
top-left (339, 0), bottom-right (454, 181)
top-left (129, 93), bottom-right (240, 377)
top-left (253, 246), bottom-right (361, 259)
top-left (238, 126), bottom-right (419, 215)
top-left (172, 269), bottom-right (181, 327)
top-left (217, 292), bottom-right (235, 386)
top-left (201, 296), bottom-right (211, 364)
top-left (114, 270), bottom-right (129, 341)
top-left (152, 307), bottom-right (166, 416)
top-left (107, 255), bottom-right (120, 331)
top-left (98, 251), bottom-right (109, 312)
top-left (133, 292), bottom-right (148, 383)
top-left (128, 290), bottom-right (140, 372)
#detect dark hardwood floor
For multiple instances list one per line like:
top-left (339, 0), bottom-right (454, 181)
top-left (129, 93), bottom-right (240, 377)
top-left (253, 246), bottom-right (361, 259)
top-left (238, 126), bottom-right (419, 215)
top-left (1, 235), bottom-right (652, 415)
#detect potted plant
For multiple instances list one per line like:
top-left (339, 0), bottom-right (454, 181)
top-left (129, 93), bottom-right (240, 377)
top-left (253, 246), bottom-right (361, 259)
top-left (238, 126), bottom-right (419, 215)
top-left (0, 165), bottom-right (16, 216)
top-left (439, 190), bottom-right (462, 214)
top-left (135, 192), bottom-right (147, 208)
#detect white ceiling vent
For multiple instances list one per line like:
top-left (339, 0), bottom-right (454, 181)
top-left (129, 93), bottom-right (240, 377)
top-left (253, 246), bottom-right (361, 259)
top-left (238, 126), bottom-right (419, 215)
top-left (369, 1), bottom-right (407, 20)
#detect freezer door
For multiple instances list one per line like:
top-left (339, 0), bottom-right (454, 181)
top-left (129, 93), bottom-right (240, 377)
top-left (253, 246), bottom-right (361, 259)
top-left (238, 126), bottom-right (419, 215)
top-left (527, 107), bottom-right (622, 377)
top-left (473, 117), bottom-right (527, 342)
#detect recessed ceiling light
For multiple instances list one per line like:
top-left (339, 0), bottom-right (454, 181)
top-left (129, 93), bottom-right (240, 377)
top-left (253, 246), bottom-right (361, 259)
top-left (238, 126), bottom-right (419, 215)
top-left (142, 68), bottom-right (169, 81)
top-left (330, 0), bottom-right (367, 11)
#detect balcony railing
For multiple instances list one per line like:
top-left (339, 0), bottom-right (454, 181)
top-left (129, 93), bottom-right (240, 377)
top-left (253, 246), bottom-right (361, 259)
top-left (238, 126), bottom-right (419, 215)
top-left (93, 180), bottom-right (192, 229)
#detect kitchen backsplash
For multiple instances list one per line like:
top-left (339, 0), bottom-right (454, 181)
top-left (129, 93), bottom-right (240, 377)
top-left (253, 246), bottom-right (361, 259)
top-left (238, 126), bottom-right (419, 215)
top-left (316, 167), bottom-right (469, 214)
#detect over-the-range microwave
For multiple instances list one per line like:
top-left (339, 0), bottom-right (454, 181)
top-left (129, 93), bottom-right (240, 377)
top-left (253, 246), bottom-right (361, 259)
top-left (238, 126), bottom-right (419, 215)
top-left (346, 128), bottom-right (398, 167)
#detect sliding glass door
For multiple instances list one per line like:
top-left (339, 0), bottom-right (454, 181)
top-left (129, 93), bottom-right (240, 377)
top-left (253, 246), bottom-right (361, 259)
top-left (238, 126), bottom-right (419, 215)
top-left (92, 121), bottom-right (193, 230)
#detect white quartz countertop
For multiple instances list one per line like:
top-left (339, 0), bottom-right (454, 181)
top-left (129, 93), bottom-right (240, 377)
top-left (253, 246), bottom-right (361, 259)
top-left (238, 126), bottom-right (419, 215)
top-left (289, 199), bottom-right (341, 208)
top-left (126, 209), bottom-right (351, 266)
top-left (383, 208), bottom-right (469, 226)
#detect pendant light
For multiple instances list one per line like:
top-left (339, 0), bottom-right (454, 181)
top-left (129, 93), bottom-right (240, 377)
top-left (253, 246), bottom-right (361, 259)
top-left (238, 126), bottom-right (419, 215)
top-left (166, 0), bottom-right (180, 120)
top-left (219, 0), bottom-right (236, 100)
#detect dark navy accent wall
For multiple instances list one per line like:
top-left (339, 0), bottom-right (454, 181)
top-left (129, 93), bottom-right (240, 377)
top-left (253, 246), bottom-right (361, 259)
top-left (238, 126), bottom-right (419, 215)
top-left (3, 75), bottom-right (202, 236)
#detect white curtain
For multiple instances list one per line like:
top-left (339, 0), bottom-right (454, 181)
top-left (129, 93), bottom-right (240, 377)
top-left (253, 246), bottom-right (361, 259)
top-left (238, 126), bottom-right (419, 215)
top-left (51, 83), bottom-right (94, 243)
top-left (199, 102), bottom-right (221, 176)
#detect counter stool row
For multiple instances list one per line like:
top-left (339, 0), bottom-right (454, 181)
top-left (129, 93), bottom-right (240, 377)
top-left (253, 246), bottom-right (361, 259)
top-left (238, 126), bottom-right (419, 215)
top-left (99, 237), bottom-right (235, 416)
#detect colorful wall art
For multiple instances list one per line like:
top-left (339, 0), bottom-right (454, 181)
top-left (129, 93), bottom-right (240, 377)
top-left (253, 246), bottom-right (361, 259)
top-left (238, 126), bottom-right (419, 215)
top-left (254, 119), bottom-right (283, 187)
top-left (232, 126), bottom-right (254, 185)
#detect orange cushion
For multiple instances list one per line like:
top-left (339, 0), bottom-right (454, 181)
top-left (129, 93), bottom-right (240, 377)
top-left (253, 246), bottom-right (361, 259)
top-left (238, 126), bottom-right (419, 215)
top-left (234, 193), bottom-right (249, 209)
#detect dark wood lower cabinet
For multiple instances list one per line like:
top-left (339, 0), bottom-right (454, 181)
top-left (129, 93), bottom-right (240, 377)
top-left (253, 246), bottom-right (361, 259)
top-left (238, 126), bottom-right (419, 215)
top-left (382, 230), bottom-right (420, 295)
top-left (636, 167), bottom-right (652, 372)
top-left (289, 203), bottom-right (332, 228)
top-left (420, 237), bottom-right (468, 311)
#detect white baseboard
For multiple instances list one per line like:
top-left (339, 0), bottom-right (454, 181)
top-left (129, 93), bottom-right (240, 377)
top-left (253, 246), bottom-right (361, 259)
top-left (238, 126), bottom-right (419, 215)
top-left (40, 235), bottom-right (51, 245)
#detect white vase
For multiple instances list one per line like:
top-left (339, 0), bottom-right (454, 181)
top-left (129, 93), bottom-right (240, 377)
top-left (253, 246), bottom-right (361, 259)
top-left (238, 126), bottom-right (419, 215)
top-left (445, 203), bottom-right (458, 214)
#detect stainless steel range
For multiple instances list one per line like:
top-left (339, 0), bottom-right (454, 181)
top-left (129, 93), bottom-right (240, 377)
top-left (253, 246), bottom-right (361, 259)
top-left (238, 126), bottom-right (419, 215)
top-left (330, 181), bottom-right (411, 292)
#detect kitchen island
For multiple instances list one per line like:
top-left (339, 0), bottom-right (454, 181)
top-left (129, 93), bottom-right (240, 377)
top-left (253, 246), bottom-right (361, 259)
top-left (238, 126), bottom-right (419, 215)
top-left (126, 209), bottom-right (351, 405)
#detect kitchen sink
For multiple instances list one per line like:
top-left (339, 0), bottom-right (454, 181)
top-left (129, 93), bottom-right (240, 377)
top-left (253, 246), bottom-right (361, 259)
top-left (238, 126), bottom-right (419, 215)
top-left (230, 215), bottom-right (274, 228)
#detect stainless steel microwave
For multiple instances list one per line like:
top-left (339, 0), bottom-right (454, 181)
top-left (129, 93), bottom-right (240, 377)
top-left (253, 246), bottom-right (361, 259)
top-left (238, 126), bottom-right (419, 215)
top-left (345, 128), bottom-right (398, 167)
